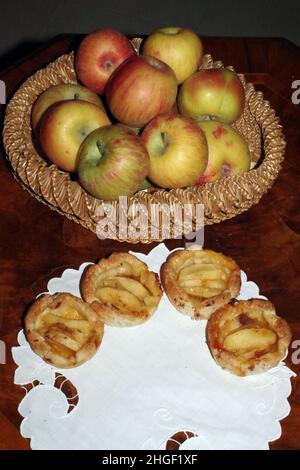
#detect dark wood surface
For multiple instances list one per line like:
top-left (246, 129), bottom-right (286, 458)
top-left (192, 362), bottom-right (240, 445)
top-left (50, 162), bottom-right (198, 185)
top-left (0, 35), bottom-right (300, 450)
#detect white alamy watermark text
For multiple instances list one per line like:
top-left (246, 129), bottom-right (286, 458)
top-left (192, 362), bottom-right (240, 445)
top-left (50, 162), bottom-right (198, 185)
top-left (291, 80), bottom-right (300, 104)
top-left (0, 80), bottom-right (5, 104)
top-left (95, 196), bottom-right (204, 246)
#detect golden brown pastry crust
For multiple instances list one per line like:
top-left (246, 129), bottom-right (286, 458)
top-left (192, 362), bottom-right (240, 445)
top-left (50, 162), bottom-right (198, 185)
top-left (160, 248), bottom-right (241, 320)
top-left (206, 299), bottom-right (292, 376)
top-left (25, 292), bottom-right (104, 368)
top-left (81, 252), bottom-right (163, 327)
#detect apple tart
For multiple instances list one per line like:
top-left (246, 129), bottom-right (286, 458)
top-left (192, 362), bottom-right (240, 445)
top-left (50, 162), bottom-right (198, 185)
top-left (81, 252), bottom-right (163, 327)
top-left (207, 299), bottom-right (292, 376)
top-left (25, 293), bottom-right (104, 368)
top-left (160, 248), bottom-right (241, 320)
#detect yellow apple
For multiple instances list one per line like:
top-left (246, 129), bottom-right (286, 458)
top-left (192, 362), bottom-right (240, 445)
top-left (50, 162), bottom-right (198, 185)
top-left (195, 121), bottom-right (251, 185)
top-left (178, 68), bottom-right (245, 124)
top-left (31, 83), bottom-right (105, 133)
top-left (142, 27), bottom-right (203, 84)
top-left (141, 114), bottom-right (208, 188)
top-left (39, 100), bottom-right (110, 172)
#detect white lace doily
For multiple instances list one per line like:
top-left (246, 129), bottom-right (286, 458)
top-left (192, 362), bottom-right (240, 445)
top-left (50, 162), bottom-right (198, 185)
top-left (12, 244), bottom-right (295, 450)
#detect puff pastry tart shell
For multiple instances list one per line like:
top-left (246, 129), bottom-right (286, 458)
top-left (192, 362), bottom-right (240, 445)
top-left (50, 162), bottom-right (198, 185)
top-left (25, 293), bottom-right (104, 368)
top-left (81, 252), bottom-right (163, 327)
top-left (207, 299), bottom-right (292, 376)
top-left (160, 248), bottom-right (241, 320)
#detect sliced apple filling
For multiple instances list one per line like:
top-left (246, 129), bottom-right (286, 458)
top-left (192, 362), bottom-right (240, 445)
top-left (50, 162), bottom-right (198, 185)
top-left (207, 299), bottom-right (292, 376)
top-left (25, 293), bottom-right (104, 368)
top-left (37, 311), bottom-right (91, 354)
top-left (81, 252), bottom-right (163, 327)
top-left (177, 261), bottom-right (231, 300)
top-left (223, 327), bottom-right (277, 355)
top-left (161, 248), bottom-right (241, 319)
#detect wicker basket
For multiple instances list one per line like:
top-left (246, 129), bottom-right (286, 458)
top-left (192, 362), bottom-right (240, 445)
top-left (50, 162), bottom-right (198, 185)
top-left (2, 38), bottom-right (286, 243)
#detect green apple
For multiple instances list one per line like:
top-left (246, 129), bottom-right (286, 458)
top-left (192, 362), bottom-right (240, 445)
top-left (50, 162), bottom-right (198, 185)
top-left (77, 124), bottom-right (150, 201)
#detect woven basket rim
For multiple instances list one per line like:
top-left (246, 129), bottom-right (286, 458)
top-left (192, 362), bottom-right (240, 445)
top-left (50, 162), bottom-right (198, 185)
top-left (2, 42), bottom-right (286, 243)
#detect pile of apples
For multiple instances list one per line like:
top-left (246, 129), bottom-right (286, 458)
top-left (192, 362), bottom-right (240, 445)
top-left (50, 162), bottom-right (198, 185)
top-left (32, 27), bottom-right (251, 201)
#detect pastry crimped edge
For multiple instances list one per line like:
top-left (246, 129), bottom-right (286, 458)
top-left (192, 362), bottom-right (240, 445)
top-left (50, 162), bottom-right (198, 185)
top-left (81, 252), bottom-right (163, 327)
top-left (206, 299), bottom-right (292, 376)
top-left (160, 248), bottom-right (241, 320)
top-left (25, 292), bottom-right (104, 368)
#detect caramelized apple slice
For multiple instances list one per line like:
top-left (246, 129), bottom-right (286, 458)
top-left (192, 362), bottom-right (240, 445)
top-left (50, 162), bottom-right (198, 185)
top-left (39, 313), bottom-right (91, 334)
top-left (45, 338), bottom-right (76, 359)
top-left (144, 295), bottom-right (161, 307)
top-left (51, 305), bottom-right (83, 320)
top-left (96, 286), bottom-right (142, 311)
top-left (182, 286), bottom-right (221, 298)
top-left (223, 327), bottom-right (277, 353)
top-left (179, 279), bottom-right (203, 288)
top-left (203, 279), bottom-right (227, 290)
top-left (43, 325), bottom-right (82, 352)
top-left (176, 257), bottom-right (195, 271)
top-left (97, 261), bottom-right (134, 286)
top-left (178, 265), bottom-right (204, 280)
top-left (179, 264), bottom-right (228, 282)
top-left (140, 271), bottom-right (159, 296)
top-left (103, 276), bottom-right (149, 300)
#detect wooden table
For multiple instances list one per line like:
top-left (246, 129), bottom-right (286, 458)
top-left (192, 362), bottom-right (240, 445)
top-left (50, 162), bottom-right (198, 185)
top-left (0, 35), bottom-right (300, 450)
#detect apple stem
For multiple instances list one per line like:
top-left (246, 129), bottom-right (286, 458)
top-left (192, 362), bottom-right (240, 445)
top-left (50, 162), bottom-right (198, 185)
top-left (97, 140), bottom-right (106, 160)
top-left (74, 93), bottom-right (80, 100)
top-left (105, 60), bottom-right (113, 70)
top-left (161, 132), bottom-right (169, 152)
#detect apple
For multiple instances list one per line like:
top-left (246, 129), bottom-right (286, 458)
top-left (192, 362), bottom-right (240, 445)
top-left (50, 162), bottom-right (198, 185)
top-left (142, 26), bottom-right (203, 84)
top-left (141, 114), bottom-right (208, 189)
top-left (138, 178), bottom-right (153, 190)
top-left (31, 83), bottom-right (104, 133)
top-left (178, 68), bottom-right (245, 124)
top-left (195, 121), bottom-right (251, 185)
top-left (106, 54), bottom-right (177, 127)
top-left (75, 29), bottom-right (135, 94)
top-left (77, 124), bottom-right (150, 201)
top-left (169, 100), bottom-right (179, 115)
top-left (39, 100), bottom-right (111, 172)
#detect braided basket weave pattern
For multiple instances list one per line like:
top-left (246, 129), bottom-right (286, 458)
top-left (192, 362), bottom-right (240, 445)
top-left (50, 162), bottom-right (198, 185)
top-left (3, 38), bottom-right (286, 243)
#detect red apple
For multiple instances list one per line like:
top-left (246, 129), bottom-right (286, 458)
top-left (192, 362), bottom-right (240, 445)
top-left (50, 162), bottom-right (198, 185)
top-left (141, 114), bottom-right (208, 188)
top-left (178, 68), bottom-right (245, 124)
top-left (77, 124), bottom-right (150, 200)
top-left (39, 100), bottom-right (111, 172)
top-left (195, 121), bottom-right (251, 184)
top-left (31, 83), bottom-right (104, 133)
top-left (106, 54), bottom-right (178, 127)
top-left (142, 26), bottom-right (203, 84)
top-left (75, 29), bottom-right (135, 94)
